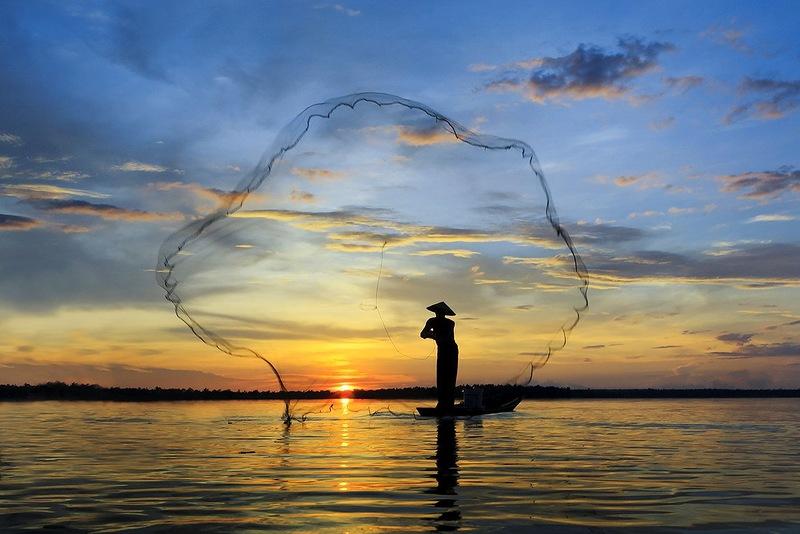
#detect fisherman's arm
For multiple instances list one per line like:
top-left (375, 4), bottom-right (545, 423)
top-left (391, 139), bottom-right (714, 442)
top-left (420, 319), bottom-right (434, 339)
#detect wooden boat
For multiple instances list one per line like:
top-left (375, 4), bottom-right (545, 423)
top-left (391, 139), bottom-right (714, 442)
top-left (416, 397), bottom-right (522, 418)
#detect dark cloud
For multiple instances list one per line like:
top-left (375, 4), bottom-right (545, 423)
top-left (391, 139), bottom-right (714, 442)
top-left (716, 332), bottom-right (754, 346)
top-left (570, 243), bottom-right (800, 288)
top-left (710, 342), bottom-right (800, 359)
top-left (0, 229), bottom-right (160, 312)
top-left (570, 222), bottom-right (646, 244)
top-left (34, 199), bottom-right (183, 222)
top-left (718, 167), bottom-right (800, 201)
top-left (582, 344), bottom-right (606, 349)
top-left (0, 361), bottom-right (267, 390)
top-left (0, 213), bottom-right (42, 231)
top-left (653, 345), bottom-right (681, 349)
top-left (725, 77), bottom-right (800, 123)
top-left (485, 36), bottom-right (674, 103)
top-left (103, 7), bottom-right (171, 82)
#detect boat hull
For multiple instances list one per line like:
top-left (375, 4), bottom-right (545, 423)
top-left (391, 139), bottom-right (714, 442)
top-left (416, 397), bottom-right (522, 417)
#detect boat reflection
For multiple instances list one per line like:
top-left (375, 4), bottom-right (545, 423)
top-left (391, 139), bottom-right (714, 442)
top-left (424, 418), bottom-right (461, 531)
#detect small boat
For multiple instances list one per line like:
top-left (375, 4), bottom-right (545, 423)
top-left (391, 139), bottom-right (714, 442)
top-left (416, 397), bottom-right (522, 418)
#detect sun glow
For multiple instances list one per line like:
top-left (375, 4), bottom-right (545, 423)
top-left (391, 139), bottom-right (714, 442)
top-left (338, 384), bottom-right (354, 397)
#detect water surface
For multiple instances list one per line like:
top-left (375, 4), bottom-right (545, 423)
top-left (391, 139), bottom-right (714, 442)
top-left (2, 398), bottom-right (799, 532)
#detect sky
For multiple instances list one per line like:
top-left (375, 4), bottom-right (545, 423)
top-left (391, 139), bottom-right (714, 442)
top-left (1, 0), bottom-right (798, 391)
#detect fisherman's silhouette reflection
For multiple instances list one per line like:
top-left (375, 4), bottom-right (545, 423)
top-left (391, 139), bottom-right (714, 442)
top-left (424, 418), bottom-right (461, 531)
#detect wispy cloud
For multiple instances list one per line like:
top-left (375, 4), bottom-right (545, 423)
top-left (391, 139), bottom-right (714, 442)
top-left (0, 213), bottom-right (42, 231)
top-left (112, 161), bottom-right (174, 173)
top-left (290, 189), bottom-right (316, 203)
top-left (483, 36), bottom-right (674, 103)
top-left (314, 3), bottom-right (361, 16)
top-left (36, 199), bottom-right (183, 222)
top-left (702, 23), bottom-right (751, 53)
top-left (725, 77), bottom-right (800, 123)
top-left (149, 181), bottom-right (242, 207)
top-left (290, 167), bottom-right (346, 181)
top-left (1, 183), bottom-right (110, 200)
top-left (0, 132), bottom-right (22, 145)
top-left (649, 116), bottom-right (675, 131)
top-left (747, 214), bottom-right (796, 223)
top-left (718, 167), bottom-right (800, 200)
top-left (410, 248), bottom-right (480, 259)
top-left (663, 75), bottom-right (704, 93)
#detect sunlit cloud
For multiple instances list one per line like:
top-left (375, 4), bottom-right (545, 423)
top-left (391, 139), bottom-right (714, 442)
top-left (747, 214), bottom-right (796, 223)
top-left (112, 161), bottom-right (173, 173)
top-left (0, 213), bottom-right (42, 231)
top-left (36, 199), bottom-right (183, 222)
top-left (411, 248), bottom-right (480, 258)
top-left (718, 167), bottom-right (800, 200)
top-left (290, 166), bottom-right (346, 181)
top-left (725, 77), bottom-right (800, 123)
top-left (483, 36), bottom-right (674, 103)
top-left (1, 183), bottom-right (110, 200)
top-left (149, 181), bottom-right (243, 207)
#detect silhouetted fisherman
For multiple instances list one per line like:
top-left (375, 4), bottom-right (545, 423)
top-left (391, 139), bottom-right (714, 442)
top-left (420, 301), bottom-right (458, 412)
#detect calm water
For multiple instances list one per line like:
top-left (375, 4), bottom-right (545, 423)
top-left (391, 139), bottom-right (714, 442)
top-left (1, 398), bottom-right (799, 532)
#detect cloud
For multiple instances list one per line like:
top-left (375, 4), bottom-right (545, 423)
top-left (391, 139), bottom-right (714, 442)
top-left (0, 156), bottom-right (14, 169)
top-left (363, 125), bottom-right (459, 146)
top-left (410, 249), bottom-right (481, 259)
top-left (718, 167), bottom-right (800, 200)
top-left (725, 77), bottom-right (800, 123)
top-left (111, 161), bottom-right (171, 173)
top-left (35, 199), bottom-right (183, 222)
top-left (628, 210), bottom-right (662, 219)
top-left (149, 181), bottom-right (241, 206)
top-left (747, 214), bottom-right (796, 223)
top-left (544, 243), bottom-right (800, 289)
top-left (290, 166), bottom-right (346, 181)
top-left (484, 36), bottom-right (674, 103)
top-left (0, 229), bottom-right (160, 311)
top-left (0, 213), bottom-right (42, 231)
top-left (601, 172), bottom-right (663, 190)
top-left (582, 344), bottom-right (606, 349)
top-left (290, 189), bottom-right (316, 203)
top-left (710, 342), bottom-right (800, 359)
top-left (315, 3), bottom-right (361, 16)
top-left (0, 132), bottom-right (22, 145)
top-left (702, 24), bottom-right (750, 53)
top-left (1, 183), bottom-right (110, 200)
top-left (0, 361), bottom-right (267, 390)
top-left (24, 170), bottom-right (90, 182)
top-left (231, 207), bottom-right (642, 256)
top-left (716, 332), bottom-right (754, 346)
top-left (649, 116), bottom-right (675, 131)
top-left (393, 125), bottom-right (458, 146)
top-left (663, 75), bottom-right (704, 93)
top-left (468, 63), bottom-right (498, 73)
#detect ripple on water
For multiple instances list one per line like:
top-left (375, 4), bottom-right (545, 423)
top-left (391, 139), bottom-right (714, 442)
top-left (1, 398), bottom-right (799, 532)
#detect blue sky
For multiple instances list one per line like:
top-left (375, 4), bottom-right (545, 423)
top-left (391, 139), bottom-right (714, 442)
top-left (1, 1), bottom-right (798, 390)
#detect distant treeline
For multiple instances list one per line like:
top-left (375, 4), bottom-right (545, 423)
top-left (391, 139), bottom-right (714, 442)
top-left (0, 382), bottom-right (798, 402)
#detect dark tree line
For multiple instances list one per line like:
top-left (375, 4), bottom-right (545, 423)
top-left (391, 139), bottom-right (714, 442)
top-left (0, 382), bottom-right (797, 402)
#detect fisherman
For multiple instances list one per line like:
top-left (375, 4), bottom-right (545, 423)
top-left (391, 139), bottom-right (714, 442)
top-left (420, 301), bottom-right (458, 412)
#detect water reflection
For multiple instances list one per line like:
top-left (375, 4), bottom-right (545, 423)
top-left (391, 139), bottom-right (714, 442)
top-left (425, 418), bottom-right (461, 531)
